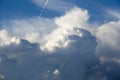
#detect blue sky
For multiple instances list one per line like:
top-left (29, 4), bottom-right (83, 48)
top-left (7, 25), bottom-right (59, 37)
top-left (0, 0), bottom-right (120, 22)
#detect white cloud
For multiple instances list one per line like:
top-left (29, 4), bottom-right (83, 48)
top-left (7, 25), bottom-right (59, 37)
top-left (53, 69), bottom-right (60, 75)
top-left (25, 32), bottom-right (40, 42)
top-left (96, 20), bottom-right (120, 63)
top-left (2, 17), bottom-right (56, 43)
top-left (0, 29), bottom-right (20, 46)
top-left (0, 29), bottom-right (11, 42)
top-left (107, 9), bottom-right (120, 19)
top-left (96, 20), bottom-right (120, 49)
top-left (54, 7), bottom-right (89, 28)
top-left (32, 0), bottom-right (74, 12)
top-left (41, 7), bottom-right (90, 52)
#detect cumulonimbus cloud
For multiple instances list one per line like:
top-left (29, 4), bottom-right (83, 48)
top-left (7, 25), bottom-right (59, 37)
top-left (0, 7), bottom-right (120, 80)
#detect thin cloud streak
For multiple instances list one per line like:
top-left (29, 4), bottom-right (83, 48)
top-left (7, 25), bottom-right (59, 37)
top-left (32, 0), bottom-right (74, 13)
top-left (40, 0), bottom-right (49, 17)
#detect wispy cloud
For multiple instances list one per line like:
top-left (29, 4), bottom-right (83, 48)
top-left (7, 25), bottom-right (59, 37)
top-left (107, 9), bottom-right (120, 19)
top-left (32, 0), bottom-right (74, 13)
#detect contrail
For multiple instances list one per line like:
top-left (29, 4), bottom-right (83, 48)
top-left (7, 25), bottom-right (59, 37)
top-left (40, 0), bottom-right (49, 17)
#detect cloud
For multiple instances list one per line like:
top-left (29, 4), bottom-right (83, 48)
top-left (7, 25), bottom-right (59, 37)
top-left (96, 20), bottom-right (120, 63)
top-left (0, 73), bottom-right (5, 80)
top-left (2, 17), bottom-right (56, 43)
top-left (0, 7), bottom-right (101, 80)
top-left (107, 9), bottom-right (120, 19)
top-left (32, 0), bottom-right (74, 12)
top-left (0, 29), bottom-right (20, 46)
top-left (41, 7), bottom-right (90, 51)
top-left (53, 69), bottom-right (60, 75)
top-left (0, 28), bottom-right (103, 80)
top-left (54, 7), bottom-right (89, 28)
top-left (0, 32), bottom-right (41, 80)
top-left (1, 7), bottom-right (120, 80)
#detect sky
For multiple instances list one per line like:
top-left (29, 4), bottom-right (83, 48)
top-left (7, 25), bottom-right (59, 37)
top-left (0, 0), bottom-right (120, 80)
top-left (0, 0), bottom-right (120, 22)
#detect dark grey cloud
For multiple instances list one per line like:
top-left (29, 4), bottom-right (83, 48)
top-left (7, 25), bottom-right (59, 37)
top-left (0, 28), bottom-right (101, 80)
top-left (1, 27), bottom-right (117, 80)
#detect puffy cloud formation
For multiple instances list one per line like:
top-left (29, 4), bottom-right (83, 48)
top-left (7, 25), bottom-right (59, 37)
top-left (0, 29), bottom-right (20, 46)
top-left (96, 20), bottom-right (120, 62)
top-left (54, 7), bottom-right (89, 28)
top-left (0, 7), bottom-right (120, 80)
top-left (41, 7), bottom-right (89, 51)
top-left (2, 17), bottom-right (56, 43)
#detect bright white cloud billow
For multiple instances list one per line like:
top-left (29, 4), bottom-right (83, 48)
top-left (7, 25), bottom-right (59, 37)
top-left (54, 7), bottom-right (89, 28)
top-left (41, 7), bottom-right (90, 51)
top-left (0, 29), bottom-right (20, 46)
top-left (96, 20), bottom-right (120, 63)
top-left (0, 7), bottom-right (120, 80)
